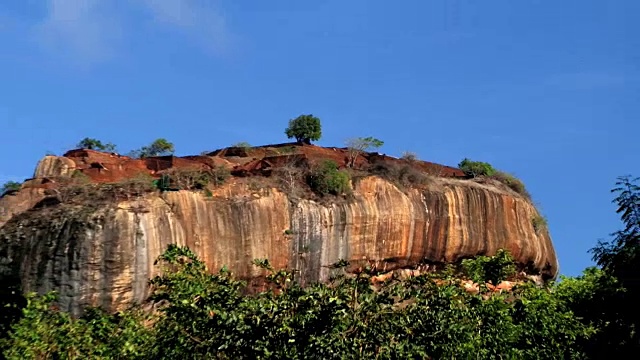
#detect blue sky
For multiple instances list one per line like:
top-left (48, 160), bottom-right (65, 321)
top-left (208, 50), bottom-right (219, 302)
top-left (0, 0), bottom-right (637, 276)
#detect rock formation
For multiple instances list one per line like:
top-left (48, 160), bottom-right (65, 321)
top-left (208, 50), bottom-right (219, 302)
top-left (0, 143), bottom-right (557, 315)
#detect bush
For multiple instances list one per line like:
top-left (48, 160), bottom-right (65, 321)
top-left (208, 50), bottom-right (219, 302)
top-left (306, 160), bottom-right (351, 196)
top-left (285, 114), bottom-right (322, 145)
top-left (458, 158), bottom-right (497, 177)
top-left (0, 292), bottom-right (155, 359)
top-left (231, 142), bottom-right (252, 149)
top-left (400, 151), bottom-right (418, 162)
top-left (76, 138), bottom-right (117, 152)
top-left (367, 161), bottom-right (429, 189)
top-left (158, 166), bottom-right (230, 191)
top-left (532, 215), bottom-right (548, 234)
top-left (1, 181), bottom-right (21, 195)
top-left (491, 171), bottom-right (530, 198)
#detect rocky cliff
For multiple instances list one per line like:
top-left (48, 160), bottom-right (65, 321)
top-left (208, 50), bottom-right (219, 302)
top-left (0, 144), bottom-right (557, 315)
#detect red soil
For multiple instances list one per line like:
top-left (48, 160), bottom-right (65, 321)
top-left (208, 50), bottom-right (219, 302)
top-left (45, 143), bottom-right (464, 184)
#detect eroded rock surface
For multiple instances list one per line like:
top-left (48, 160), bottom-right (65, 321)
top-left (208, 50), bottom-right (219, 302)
top-left (0, 174), bottom-right (557, 315)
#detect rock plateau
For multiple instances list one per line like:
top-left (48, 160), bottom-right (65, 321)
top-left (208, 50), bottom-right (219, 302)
top-left (0, 143), bottom-right (557, 315)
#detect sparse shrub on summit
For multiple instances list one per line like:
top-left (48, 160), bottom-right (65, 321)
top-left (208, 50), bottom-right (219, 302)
top-left (458, 158), bottom-right (496, 177)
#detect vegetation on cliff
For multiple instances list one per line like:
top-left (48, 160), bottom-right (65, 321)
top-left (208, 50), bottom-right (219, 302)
top-left (0, 246), bottom-right (594, 359)
top-left (0, 175), bottom-right (638, 358)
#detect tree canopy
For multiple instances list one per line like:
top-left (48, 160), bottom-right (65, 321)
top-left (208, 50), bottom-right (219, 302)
top-left (129, 138), bottom-right (175, 158)
top-left (0, 181), bottom-right (21, 195)
top-left (285, 114), bottom-right (322, 145)
top-left (76, 138), bottom-right (117, 152)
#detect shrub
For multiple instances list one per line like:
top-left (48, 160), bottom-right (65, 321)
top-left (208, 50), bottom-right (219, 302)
top-left (532, 215), bottom-right (548, 234)
top-left (458, 158), bottom-right (497, 177)
top-left (231, 142), bottom-right (252, 149)
top-left (401, 151), bottom-right (418, 162)
top-left (160, 166), bottom-right (230, 191)
top-left (76, 138), bottom-right (117, 152)
top-left (491, 171), bottom-right (530, 198)
top-left (0, 292), bottom-right (155, 359)
top-left (1, 181), bottom-right (21, 195)
top-left (345, 137), bottom-right (384, 168)
top-left (367, 161), bottom-right (429, 189)
top-left (285, 114), bottom-right (322, 145)
top-left (306, 160), bottom-right (351, 196)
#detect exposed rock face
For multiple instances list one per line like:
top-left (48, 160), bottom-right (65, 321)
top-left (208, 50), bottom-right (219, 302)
top-left (0, 175), bottom-right (557, 315)
top-left (33, 155), bottom-right (76, 179)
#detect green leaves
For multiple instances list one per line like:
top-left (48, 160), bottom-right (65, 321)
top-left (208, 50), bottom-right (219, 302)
top-left (306, 160), bottom-right (351, 196)
top-left (0, 181), bottom-right (21, 195)
top-left (461, 248), bottom-right (516, 285)
top-left (285, 114), bottom-right (322, 144)
top-left (76, 138), bottom-right (117, 152)
top-left (1, 247), bottom-right (598, 359)
top-left (458, 158), bottom-right (497, 177)
top-left (0, 292), bottom-right (154, 359)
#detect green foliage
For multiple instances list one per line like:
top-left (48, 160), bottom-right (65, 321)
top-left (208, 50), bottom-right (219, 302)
top-left (0, 181), bottom-right (21, 195)
top-left (1, 292), bottom-right (154, 359)
top-left (76, 138), bottom-right (117, 152)
top-left (461, 249), bottom-right (517, 285)
top-left (492, 171), bottom-right (531, 198)
top-left (159, 166), bottom-right (230, 191)
top-left (306, 160), bottom-right (351, 196)
top-left (458, 158), bottom-right (497, 177)
top-left (285, 114), bottom-right (322, 144)
top-left (231, 141), bottom-right (252, 149)
top-left (0, 246), bottom-right (600, 359)
top-left (457, 159), bottom-right (530, 198)
top-left (588, 175), bottom-right (640, 353)
top-left (532, 215), bottom-right (548, 234)
top-left (130, 138), bottom-right (175, 158)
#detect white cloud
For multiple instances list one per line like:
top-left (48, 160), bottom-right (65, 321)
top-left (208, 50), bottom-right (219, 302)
top-left (34, 0), bottom-right (123, 66)
top-left (140, 0), bottom-right (231, 55)
top-left (32, 0), bottom-right (232, 67)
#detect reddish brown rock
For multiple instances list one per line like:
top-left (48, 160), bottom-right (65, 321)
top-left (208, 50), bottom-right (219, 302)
top-left (0, 144), bottom-right (557, 315)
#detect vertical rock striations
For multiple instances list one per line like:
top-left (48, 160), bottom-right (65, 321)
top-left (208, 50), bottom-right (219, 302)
top-left (0, 176), bottom-right (557, 315)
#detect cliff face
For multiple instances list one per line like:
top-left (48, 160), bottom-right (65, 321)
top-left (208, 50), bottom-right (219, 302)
top-left (0, 175), bottom-right (557, 315)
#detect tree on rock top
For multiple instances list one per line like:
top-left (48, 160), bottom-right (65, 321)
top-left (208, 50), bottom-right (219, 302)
top-left (129, 138), bottom-right (175, 158)
top-left (285, 114), bottom-right (322, 145)
top-left (76, 138), bottom-right (117, 152)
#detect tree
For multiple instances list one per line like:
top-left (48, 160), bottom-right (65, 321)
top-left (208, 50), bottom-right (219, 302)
top-left (76, 138), bottom-right (117, 152)
top-left (130, 138), bottom-right (175, 158)
top-left (0, 181), bottom-right (21, 195)
top-left (458, 158), bottom-right (496, 177)
top-left (285, 114), bottom-right (322, 145)
top-left (588, 175), bottom-right (640, 353)
top-left (345, 137), bottom-right (384, 168)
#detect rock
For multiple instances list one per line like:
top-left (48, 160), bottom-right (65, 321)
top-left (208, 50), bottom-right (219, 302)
top-left (0, 144), bottom-right (558, 315)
